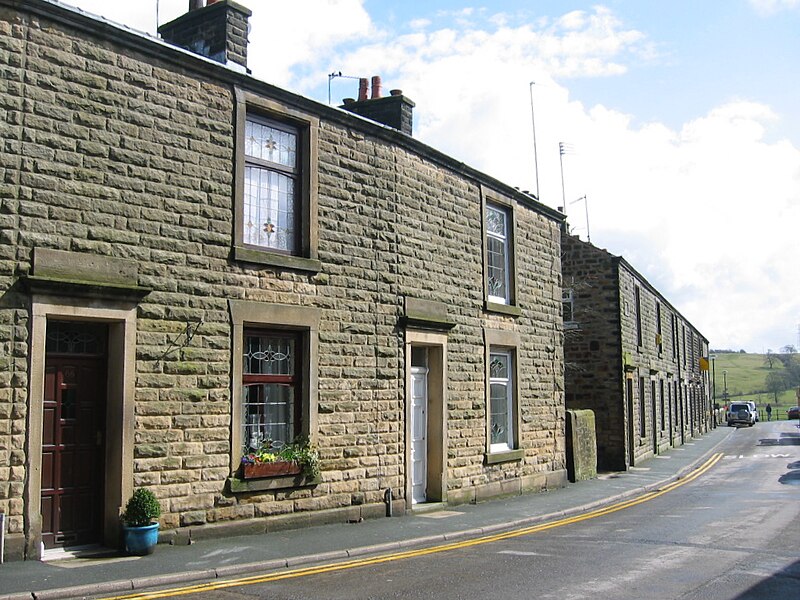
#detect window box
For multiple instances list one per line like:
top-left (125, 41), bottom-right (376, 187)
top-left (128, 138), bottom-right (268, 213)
top-left (241, 461), bottom-right (302, 479)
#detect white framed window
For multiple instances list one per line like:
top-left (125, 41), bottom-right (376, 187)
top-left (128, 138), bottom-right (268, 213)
top-left (562, 288), bottom-right (578, 329)
top-left (489, 348), bottom-right (514, 452)
top-left (486, 204), bottom-right (510, 304)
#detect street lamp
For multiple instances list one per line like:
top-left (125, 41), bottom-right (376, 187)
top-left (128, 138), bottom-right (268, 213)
top-left (722, 370), bottom-right (729, 404)
top-left (710, 354), bottom-right (717, 427)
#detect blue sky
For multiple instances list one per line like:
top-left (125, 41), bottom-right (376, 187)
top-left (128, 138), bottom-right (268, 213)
top-left (64, 0), bottom-right (800, 352)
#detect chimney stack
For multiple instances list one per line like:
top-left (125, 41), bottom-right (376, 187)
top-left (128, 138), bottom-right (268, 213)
top-left (340, 75), bottom-right (415, 136)
top-left (371, 75), bottom-right (382, 99)
top-left (159, 1), bottom-right (253, 72)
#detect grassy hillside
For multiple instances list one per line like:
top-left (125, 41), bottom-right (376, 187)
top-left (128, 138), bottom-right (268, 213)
top-left (711, 352), bottom-right (799, 419)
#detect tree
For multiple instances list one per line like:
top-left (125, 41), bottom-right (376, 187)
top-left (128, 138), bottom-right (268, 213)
top-left (781, 345), bottom-right (797, 354)
top-left (765, 371), bottom-right (788, 403)
top-left (765, 350), bottom-right (776, 369)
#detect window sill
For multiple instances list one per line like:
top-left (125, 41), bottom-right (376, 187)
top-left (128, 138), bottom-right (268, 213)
top-left (485, 448), bottom-right (524, 465)
top-left (234, 246), bottom-right (321, 273)
top-left (228, 473), bottom-right (321, 493)
top-left (484, 301), bottom-right (522, 317)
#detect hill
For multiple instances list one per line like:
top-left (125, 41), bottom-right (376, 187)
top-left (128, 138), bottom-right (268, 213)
top-left (710, 352), bottom-right (798, 419)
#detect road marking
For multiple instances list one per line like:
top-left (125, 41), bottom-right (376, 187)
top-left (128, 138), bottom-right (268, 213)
top-left (418, 511), bottom-right (464, 519)
top-left (722, 454), bottom-right (792, 459)
top-left (497, 551), bottom-right (553, 557)
top-left (102, 453), bottom-right (724, 600)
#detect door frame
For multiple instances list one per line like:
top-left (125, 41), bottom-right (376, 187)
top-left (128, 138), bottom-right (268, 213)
top-left (26, 296), bottom-right (137, 559)
top-left (404, 330), bottom-right (447, 508)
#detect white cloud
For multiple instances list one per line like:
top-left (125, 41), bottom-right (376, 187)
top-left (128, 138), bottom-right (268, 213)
top-left (247, 0), bottom-right (374, 86)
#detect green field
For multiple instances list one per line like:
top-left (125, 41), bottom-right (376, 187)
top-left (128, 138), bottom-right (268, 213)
top-left (710, 352), bottom-right (799, 420)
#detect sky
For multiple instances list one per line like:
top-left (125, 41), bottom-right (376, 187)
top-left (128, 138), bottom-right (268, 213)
top-left (61, 0), bottom-right (800, 353)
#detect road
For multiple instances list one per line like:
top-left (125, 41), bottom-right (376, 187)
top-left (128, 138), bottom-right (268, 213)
top-left (117, 422), bottom-right (800, 600)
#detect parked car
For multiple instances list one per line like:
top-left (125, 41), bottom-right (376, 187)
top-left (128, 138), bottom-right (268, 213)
top-left (745, 401), bottom-right (758, 422)
top-left (788, 406), bottom-right (800, 420)
top-left (727, 402), bottom-right (755, 427)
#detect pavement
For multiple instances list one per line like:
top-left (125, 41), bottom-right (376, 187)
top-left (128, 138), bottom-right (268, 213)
top-left (0, 426), bottom-right (731, 600)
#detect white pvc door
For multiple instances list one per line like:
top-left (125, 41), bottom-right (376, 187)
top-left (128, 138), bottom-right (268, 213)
top-left (410, 367), bottom-right (428, 504)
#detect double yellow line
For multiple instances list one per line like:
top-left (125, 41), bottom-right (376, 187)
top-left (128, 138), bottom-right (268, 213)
top-left (106, 452), bottom-right (724, 600)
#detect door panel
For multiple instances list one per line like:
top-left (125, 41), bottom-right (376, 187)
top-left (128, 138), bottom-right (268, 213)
top-left (41, 355), bottom-right (106, 549)
top-left (410, 368), bottom-right (428, 505)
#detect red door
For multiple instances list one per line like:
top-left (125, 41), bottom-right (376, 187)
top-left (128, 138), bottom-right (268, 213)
top-left (41, 355), bottom-right (106, 549)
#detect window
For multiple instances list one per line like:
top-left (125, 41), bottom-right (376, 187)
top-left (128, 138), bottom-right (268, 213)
top-left (638, 377), bottom-right (646, 437)
top-left (562, 288), bottom-right (577, 329)
top-left (243, 118), bottom-right (299, 253)
top-left (489, 349), bottom-right (514, 452)
top-left (242, 331), bottom-right (300, 451)
top-left (482, 189), bottom-right (519, 315)
top-left (229, 300), bottom-right (320, 478)
top-left (486, 204), bottom-right (510, 304)
top-left (634, 286), bottom-right (643, 347)
top-left (655, 301), bottom-right (663, 354)
top-left (484, 329), bottom-right (522, 462)
top-left (233, 89), bottom-right (320, 272)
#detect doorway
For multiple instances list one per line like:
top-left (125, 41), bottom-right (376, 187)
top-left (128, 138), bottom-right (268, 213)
top-left (405, 332), bottom-right (447, 507)
top-left (41, 322), bottom-right (108, 550)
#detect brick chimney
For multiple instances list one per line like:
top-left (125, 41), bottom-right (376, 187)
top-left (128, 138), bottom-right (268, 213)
top-left (158, 1), bottom-right (252, 72)
top-left (340, 76), bottom-right (415, 136)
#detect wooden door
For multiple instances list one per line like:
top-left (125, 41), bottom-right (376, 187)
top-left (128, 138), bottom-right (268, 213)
top-left (41, 356), bottom-right (106, 549)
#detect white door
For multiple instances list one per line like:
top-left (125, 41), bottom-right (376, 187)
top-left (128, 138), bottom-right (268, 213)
top-left (410, 367), bottom-right (428, 504)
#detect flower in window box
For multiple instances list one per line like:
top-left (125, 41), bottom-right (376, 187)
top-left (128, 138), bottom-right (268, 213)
top-left (239, 438), bottom-right (320, 480)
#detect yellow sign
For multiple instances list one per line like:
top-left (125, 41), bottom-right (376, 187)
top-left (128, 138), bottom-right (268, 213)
top-left (699, 357), bottom-right (709, 371)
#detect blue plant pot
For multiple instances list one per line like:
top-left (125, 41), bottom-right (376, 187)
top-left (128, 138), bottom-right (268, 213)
top-left (122, 522), bottom-right (160, 556)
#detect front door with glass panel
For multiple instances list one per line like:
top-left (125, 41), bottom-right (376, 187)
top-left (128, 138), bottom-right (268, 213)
top-left (410, 366), bottom-right (428, 504)
top-left (41, 322), bottom-right (107, 550)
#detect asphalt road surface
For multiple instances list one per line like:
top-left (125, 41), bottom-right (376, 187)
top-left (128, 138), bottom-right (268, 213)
top-left (128, 421), bottom-right (800, 600)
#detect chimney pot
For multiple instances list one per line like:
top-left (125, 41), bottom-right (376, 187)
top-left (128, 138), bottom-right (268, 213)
top-left (371, 75), bottom-right (382, 99)
top-left (358, 78), bottom-right (369, 102)
top-left (389, 89), bottom-right (402, 96)
top-left (342, 98), bottom-right (356, 105)
top-left (189, 0), bottom-right (203, 9)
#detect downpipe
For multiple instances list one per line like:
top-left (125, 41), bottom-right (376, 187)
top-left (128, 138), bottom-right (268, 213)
top-left (383, 488), bottom-right (393, 517)
top-left (0, 511), bottom-right (5, 564)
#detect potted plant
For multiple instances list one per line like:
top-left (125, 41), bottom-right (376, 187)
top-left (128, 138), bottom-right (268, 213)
top-left (121, 487), bottom-right (162, 555)
top-left (240, 437), bottom-right (320, 480)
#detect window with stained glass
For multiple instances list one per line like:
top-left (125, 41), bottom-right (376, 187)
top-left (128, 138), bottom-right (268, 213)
top-left (489, 349), bottom-right (514, 452)
top-left (486, 204), bottom-right (510, 304)
top-left (242, 331), bottom-right (300, 452)
top-left (243, 117), bottom-right (298, 253)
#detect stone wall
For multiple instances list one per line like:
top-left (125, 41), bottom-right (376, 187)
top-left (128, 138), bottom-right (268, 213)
top-left (563, 234), bottom-right (711, 471)
top-left (0, 2), bottom-right (565, 554)
top-left (561, 235), bottom-right (625, 470)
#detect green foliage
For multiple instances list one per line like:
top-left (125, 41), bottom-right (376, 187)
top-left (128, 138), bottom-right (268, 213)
top-left (241, 437), bottom-right (320, 478)
top-left (122, 488), bottom-right (162, 527)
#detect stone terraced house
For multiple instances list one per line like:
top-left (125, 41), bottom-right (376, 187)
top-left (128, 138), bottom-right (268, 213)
top-left (561, 234), bottom-right (712, 471)
top-left (0, 0), bottom-right (568, 560)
